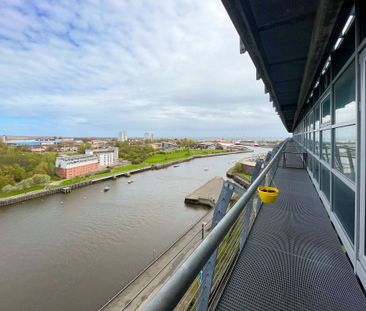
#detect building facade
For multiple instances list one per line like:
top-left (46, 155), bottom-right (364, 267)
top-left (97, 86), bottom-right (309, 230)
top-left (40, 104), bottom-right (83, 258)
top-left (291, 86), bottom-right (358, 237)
top-left (55, 154), bottom-right (99, 179)
top-left (85, 147), bottom-right (119, 167)
top-left (222, 0), bottom-right (366, 290)
top-left (118, 131), bottom-right (128, 142)
top-left (282, 3), bottom-right (366, 288)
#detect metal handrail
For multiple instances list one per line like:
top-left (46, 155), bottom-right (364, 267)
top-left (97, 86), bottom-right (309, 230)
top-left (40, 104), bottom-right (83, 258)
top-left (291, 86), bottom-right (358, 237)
top-left (143, 139), bottom-right (288, 311)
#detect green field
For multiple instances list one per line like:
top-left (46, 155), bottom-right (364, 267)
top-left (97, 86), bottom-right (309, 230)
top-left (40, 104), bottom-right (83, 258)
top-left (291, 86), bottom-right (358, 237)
top-left (145, 149), bottom-right (224, 164)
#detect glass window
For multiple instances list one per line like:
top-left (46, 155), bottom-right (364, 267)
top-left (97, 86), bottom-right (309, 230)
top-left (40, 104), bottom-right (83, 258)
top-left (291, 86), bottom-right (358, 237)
top-left (321, 95), bottom-right (331, 125)
top-left (304, 116), bottom-right (308, 132)
top-left (310, 132), bottom-right (314, 152)
top-left (334, 62), bottom-right (355, 124)
top-left (321, 129), bottom-right (331, 163)
top-left (307, 154), bottom-right (312, 174)
top-left (314, 131), bottom-right (320, 156)
top-left (334, 125), bottom-right (356, 181)
top-left (314, 159), bottom-right (320, 184)
top-left (315, 105), bottom-right (320, 129)
top-left (309, 111), bottom-right (314, 131)
top-left (320, 165), bottom-right (330, 202)
top-left (333, 175), bottom-right (355, 243)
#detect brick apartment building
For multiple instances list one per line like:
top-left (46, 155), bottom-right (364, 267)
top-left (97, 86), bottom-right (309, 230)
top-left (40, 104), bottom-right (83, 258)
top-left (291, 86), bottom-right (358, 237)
top-left (55, 147), bottom-right (119, 179)
top-left (55, 154), bottom-right (99, 179)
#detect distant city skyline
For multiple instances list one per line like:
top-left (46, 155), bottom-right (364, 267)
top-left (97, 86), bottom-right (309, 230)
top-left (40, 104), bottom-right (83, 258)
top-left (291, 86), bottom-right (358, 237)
top-left (0, 1), bottom-right (288, 139)
top-left (1, 133), bottom-right (285, 141)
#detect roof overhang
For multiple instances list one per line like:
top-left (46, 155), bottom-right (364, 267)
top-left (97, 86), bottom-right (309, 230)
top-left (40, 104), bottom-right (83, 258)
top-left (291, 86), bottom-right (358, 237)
top-left (222, 0), bottom-right (352, 132)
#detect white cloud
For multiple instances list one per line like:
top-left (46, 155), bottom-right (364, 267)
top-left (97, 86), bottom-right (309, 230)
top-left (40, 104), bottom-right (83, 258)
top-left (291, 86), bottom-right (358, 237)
top-left (0, 0), bottom-right (288, 138)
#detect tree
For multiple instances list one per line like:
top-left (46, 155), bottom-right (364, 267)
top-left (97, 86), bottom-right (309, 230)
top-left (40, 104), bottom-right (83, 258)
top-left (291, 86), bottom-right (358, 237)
top-left (32, 174), bottom-right (51, 185)
top-left (0, 144), bottom-right (57, 193)
top-left (0, 175), bottom-right (15, 190)
top-left (2, 184), bottom-right (17, 193)
top-left (78, 143), bottom-right (91, 154)
top-left (0, 165), bottom-right (26, 182)
top-left (177, 138), bottom-right (196, 148)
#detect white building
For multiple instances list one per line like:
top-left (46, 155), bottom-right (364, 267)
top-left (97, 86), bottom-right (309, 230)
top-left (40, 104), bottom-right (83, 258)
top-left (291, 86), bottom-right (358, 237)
top-left (86, 147), bottom-right (119, 167)
top-left (56, 154), bottom-right (98, 169)
top-left (161, 141), bottom-right (178, 151)
top-left (1, 135), bottom-right (6, 143)
top-left (118, 131), bottom-right (128, 142)
top-left (144, 132), bottom-right (154, 140)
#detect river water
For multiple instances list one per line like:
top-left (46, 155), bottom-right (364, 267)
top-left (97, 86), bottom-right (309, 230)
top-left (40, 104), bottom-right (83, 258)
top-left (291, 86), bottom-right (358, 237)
top-left (0, 148), bottom-right (269, 311)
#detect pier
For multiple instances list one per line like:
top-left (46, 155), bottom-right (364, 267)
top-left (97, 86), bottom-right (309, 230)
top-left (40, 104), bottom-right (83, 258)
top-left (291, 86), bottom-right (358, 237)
top-left (184, 177), bottom-right (224, 208)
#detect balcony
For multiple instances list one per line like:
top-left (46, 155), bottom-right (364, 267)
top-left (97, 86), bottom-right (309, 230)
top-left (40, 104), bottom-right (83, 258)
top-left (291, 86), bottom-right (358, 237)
top-left (143, 140), bottom-right (366, 310)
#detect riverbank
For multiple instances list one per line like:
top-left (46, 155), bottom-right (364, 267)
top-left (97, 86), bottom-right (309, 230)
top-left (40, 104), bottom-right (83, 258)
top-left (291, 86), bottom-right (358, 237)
top-left (100, 208), bottom-right (214, 311)
top-left (0, 150), bottom-right (251, 207)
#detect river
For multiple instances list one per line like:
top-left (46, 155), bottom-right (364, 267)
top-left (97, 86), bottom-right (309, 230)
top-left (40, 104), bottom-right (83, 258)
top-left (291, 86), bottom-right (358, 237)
top-left (0, 147), bottom-right (270, 311)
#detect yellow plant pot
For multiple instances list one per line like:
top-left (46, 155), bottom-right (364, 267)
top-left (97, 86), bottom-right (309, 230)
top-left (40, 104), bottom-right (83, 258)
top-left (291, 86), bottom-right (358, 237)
top-left (257, 186), bottom-right (279, 204)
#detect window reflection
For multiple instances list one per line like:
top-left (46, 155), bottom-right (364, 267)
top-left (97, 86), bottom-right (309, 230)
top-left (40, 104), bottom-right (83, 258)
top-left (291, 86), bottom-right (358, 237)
top-left (334, 125), bottom-right (356, 181)
top-left (314, 159), bottom-right (320, 183)
top-left (321, 96), bottom-right (331, 124)
top-left (307, 154), bottom-right (312, 173)
top-left (334, 62), bottom-right (355, 124)
top-left (309, 132), bottom-right (314, 152)
top-left (320, 165), bottom-right (330, 202)
top-left (315, 105), bottom-right (320, 129)
top-left (314, 131), bottom-right (320, 155)
top-left (333, 175), bottom-right (355, 243)
top-left (321, 130), bottom-right (331, 163)
top-left (309, 111), bottom-right (314, 130)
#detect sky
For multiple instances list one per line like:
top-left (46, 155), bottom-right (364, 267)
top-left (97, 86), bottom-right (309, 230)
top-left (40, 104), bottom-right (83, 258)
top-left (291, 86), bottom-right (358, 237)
top-left (0, 0), bottom-right (289, 139)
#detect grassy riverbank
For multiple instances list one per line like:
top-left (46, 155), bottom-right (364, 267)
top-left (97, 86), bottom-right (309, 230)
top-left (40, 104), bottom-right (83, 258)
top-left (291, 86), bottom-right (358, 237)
top-left (145, 149), bottom-right (224, 164)
top-left (60, 149), bottom-right (226, 187)
top-left (59, 163), bottom-right (148, 186)
top-left (0, 185), bottom-right (45, 199)
top-left (0, 149), bottom-right (238, 200)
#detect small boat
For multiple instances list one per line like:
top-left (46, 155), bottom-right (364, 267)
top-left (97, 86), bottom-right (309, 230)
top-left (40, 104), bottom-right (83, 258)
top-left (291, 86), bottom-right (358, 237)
top-left (104, 186), bottom-right (110, 192)
top-left (128, 180), bottom-right (134, 184)
top-left (125, 173), bottom-right (131, 177)
top-left (173, 164), bottom-right (179, 168)
top-left (204, 167), bottom-right (209, 171)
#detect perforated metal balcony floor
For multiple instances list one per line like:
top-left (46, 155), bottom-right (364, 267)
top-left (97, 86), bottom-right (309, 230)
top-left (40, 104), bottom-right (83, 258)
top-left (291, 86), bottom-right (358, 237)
top-left (216, 142), bottom-right (366, 311)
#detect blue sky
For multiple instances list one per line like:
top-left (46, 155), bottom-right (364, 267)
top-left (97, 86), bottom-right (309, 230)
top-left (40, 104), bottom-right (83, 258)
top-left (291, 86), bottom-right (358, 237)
top-left (0, 0), bottom-right (288, 139)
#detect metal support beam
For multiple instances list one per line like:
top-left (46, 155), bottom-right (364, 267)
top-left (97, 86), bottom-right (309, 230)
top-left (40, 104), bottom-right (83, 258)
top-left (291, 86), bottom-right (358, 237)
top-left (239, 158), bottom-right (263, 251)
top-left (198, 181), bottom-right (245, 311)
